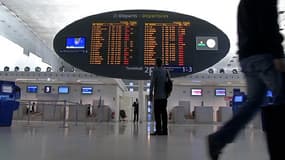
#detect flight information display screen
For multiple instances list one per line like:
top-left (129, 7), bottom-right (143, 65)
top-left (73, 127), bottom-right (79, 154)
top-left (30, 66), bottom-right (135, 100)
top-left (66, 37), bottom-right (86, 49)
top-left (54, 10), bottom-right (230, 80)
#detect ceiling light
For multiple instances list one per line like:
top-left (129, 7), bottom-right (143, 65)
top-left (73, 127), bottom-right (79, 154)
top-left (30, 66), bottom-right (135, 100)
top-left (208, 68), bottom-right (214, 74)
top-left (46, 67), bottom-right (52, 72)
top-left (14, 66), bottom-right (20, 72)
top-left (24, 66), bottom-right (30, 72)
top-left (232, 69), bottom-right (238, 74)
top-left (35, 66), bottom-right (41, 72)
top-left (4, 66), bottom-right (9, 72)
top-left (219, 69), bottom-right (225, 74)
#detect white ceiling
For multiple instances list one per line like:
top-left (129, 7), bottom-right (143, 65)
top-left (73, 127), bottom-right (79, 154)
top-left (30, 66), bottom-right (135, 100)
top-left (0, 0), bottom-right (285, 86)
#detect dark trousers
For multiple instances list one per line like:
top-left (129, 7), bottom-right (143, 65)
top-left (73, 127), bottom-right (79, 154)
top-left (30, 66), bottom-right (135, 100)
top-left (262, 105), bottom-right (285, 160)
top-left (133, 111), bottom-right (138, 122)
top-left (154, 99), bottom-right (168, 133)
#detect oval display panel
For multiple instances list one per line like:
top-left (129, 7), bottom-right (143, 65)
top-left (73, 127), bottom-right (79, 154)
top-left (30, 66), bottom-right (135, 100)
top-left (54, 10), bottom-right (230, 80)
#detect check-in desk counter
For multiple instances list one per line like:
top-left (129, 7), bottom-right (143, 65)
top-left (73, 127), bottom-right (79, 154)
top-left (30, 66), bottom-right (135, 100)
top-left (68, 105), bottom-right (89, 122)
top-left (218, 106), bottom-right (233, 122)
top-left (43, 105), bottom-right (64, 121)
top-left (13, 103), bottom-right (25, 120)
top-left (178, 101), bottom-right (191, 117)
top-left (194, 106), bottom-right (214, 123)
top-left (96, 105), bottom-right (112, 122)
top-left (172, 106), bottom-right (185, 123)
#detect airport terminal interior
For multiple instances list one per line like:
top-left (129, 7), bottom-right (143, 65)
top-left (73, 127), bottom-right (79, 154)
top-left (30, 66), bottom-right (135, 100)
top-left (0, 0), bottom-right (285, 160)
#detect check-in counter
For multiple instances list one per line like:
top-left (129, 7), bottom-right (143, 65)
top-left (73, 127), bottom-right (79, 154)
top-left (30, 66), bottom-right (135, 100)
top-left (43, 105), bottom-right (64, 121)
top-left (178, 101), bottom-right (191, 117)
top-left (218, 106), bottom-right (232, 122)
top-left (95, 105), bottom-right (112, 122)
top-left (68, 105), bottom-right (89, 121)
top-left (194, 106), bottom-right (214, 123)
top-left (13, 103), bottom-right (26, 120)
top-left (172, 106), bottom-right (185, 123)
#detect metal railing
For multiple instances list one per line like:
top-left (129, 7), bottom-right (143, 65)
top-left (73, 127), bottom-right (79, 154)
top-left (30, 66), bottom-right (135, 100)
top-left (13, 99), bottom-right (111, 126)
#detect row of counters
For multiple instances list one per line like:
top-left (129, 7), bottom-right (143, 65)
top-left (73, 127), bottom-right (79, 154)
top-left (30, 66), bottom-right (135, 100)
top-left (171, 105), bottom-right (262, 129)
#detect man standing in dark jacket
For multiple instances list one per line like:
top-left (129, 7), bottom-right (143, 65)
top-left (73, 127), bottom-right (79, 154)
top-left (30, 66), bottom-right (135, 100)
top-left (207, 0), bottom-right (285, 160)
top-left (132, 98), bottom-right (139, 123)
top-left (149, 58), bottom-right (170, 136)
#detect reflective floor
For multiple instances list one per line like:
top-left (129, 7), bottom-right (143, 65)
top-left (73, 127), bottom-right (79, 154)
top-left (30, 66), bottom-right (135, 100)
top-left (0, 121), bottom-right (269, 160)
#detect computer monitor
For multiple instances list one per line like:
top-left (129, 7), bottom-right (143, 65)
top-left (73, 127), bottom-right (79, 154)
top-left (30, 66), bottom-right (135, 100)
top-left (234, 95), bottom-right (243, 103)
top-left (2, 85), bottom-right (13, 93)
top-left (215, 88), bottom-right (226, 96)
top-left (26, 85), bottom-right (38, 93)
top-left (44, 86), bottom-right (52, 93)
top-left (266, 90), bottom-right (273, 97)
top-left (191, 88), bottom-right (202, 96)
top-left (81, 87), bottom-right (93, 95)
top-left (65, 37), bottom-right (86, 49)
top-left (58, 86), bottom-right (69, 94)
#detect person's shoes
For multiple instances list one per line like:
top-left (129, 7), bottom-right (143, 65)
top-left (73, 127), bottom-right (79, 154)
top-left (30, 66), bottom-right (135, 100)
top-left (207, 134), bottom-right (221, 160)
top-left (149, 132), bottom-right (158, 136)
top-left (150, 131), bottom-right (159, 136)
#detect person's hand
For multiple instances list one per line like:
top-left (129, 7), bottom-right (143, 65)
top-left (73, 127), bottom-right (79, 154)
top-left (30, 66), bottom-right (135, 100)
top-left (274, 58), bottom-right (285, 72)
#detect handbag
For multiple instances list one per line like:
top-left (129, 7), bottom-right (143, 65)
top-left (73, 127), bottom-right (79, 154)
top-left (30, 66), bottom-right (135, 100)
top-left (165, 70), bottom-right (173, 98)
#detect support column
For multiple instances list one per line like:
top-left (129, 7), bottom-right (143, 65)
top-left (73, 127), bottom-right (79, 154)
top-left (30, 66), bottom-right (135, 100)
top-left (138, 80), bottom-right (145, 122)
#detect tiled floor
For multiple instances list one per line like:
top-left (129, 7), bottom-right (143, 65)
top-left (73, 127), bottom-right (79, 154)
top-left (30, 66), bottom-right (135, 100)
top-left (0, 121), bottom-right (269, 160)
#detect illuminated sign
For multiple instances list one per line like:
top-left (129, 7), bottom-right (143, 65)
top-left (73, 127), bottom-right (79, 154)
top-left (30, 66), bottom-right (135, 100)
top-left (54, 10), bottom-right (230, 80)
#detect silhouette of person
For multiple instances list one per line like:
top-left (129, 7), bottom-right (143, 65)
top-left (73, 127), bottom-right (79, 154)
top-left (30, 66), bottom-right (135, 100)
top-left (132, 98), bottom-right (139, 123)
top-left (207, 0), bottom-right (285, 160)
top-left (149, 58), bottom-right (171, 136)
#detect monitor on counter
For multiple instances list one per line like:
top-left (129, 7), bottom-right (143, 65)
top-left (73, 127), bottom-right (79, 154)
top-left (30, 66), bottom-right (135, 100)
top-left (26, 85), bottom-right (38, 93)
top-left (215, 88), bottom-right (226, 96)
top-left (44, 86), bottom-right (52, 93)
top-left (266, 90), bottom-right (273, 97)
top-left (191, 88), bottom-right (202, 96)
top-left (81, 87), bottom-right (93, 95)
top-left (58, 86), bottom-right (69, 94)
top-left (234, 95), bottom-right (243, 102)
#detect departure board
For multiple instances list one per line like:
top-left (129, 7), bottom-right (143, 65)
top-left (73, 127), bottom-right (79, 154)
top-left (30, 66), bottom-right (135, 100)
top-left (144, 22), bottom-right (190, 66)
top-left (90, 21), bottom-right (137, 65)
top-left (54, 10), bottom-right (230, 80)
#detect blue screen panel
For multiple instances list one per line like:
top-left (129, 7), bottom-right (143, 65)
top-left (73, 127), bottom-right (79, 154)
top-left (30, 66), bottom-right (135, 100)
top-left (27, 85), bottom-right (38, 93)
top-left (215, 88), bottom-right (226, 96)
top-left (2, 85), bottom-right (13, 93)
top-left (58, 86), bottom-right (69, 94)
top-left (81, 87), bottom-right (93, 94)
top-left (66, 37), bottom-right (85, 49)
top-left (234, 95), bottom-right (243, 102)
top-left (266, 90), bottom-right (273, 97)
